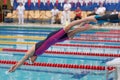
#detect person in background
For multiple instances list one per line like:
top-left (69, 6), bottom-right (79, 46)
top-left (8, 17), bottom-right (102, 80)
top-left (16, 3), bottom-right (25, 24)
top-left (51, 6), bottom-right (59, 24)
top-left (95, 3), bottom-right (106, 26)
top-left (61, 0), bottom-right (71, 25)
top-left (74, 7), bottom-right (82, 20)
top-left (95, 3), bottom-right (106, 15)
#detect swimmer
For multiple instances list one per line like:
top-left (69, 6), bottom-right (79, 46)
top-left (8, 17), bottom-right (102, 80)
top-left (67, 14), bottom-right (120, 25)
top-left (8, 23), bottom-right (93, 73)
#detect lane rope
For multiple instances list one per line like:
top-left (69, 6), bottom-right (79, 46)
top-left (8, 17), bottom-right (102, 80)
top-left (1, 48), bottom-right (120, 57)
top-left (0, 60), bottom-right (115, 71)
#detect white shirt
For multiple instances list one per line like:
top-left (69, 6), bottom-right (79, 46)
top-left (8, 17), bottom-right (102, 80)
top-left (17, 6), bottom-right (25, 15)
top-left (51, 9), bottom-right (59, 16)
top-left (111, 11), bottom-right (119, 14)
top-left (63, 3), bottom-right (71, 11)
top-left (96, 7), bottom-right (106, 15)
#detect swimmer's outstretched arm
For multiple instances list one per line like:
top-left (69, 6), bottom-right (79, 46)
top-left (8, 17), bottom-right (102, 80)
top-left (8, 55), bottom-right (28, 72)
top-left (8, 45), bottom-right (35, 72)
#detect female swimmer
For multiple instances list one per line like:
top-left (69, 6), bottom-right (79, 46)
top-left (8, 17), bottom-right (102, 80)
top-left (8, 23), bottom-right (92, 72)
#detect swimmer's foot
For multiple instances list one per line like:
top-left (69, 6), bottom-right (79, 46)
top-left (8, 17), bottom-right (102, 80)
top-left (28, 56), bottom-right (37, 64)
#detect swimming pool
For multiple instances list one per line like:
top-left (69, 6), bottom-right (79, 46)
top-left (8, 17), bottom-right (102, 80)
top-left (0, 25), bottom-right (119, 80)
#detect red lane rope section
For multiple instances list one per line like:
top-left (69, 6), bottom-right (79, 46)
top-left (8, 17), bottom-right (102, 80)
top-left (96, 32), bottom-right (120, 35)
top-left (110, 30), bottom-right (120, 31)
top-left (0, 60), bottom-right (115, 70)
top-left (55, 44), bottom-right (120, 49)
top-left (3, 48), bottom-right (27, 52)
top-left (2, 48), bottom-right (120, 57)
top-left (45, 51), bottom-right (120, 57)
top-left (80, 34), bottom-right (120, 38)
top-left (110, 30), bottom-right (120, 32)
top-left (70, 38), bottom-right (120, 42)
top-left (3, 43), bottom-right (120, 49)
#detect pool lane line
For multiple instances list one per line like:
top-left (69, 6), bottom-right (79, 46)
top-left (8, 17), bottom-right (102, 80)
top-left (0, 60), bottom-right (115, 70)
top-left (0, 48), bottom-right (3, 51)
top-left (0, 39), bottom-right (120, 46)
top-left (1, 35), bottom-right (120, 40)
top-left (0, 35), bottom-right (45, 40)
top-left (0, 26), bottom-right (60, 29)
top-left (0, 38), bottom-right (120, 46)
top-left (0, 29), bottom-right (110, 36)
top-left (96, 32), bottom-right (120, 35)
top-left (0, 38), bottom-right (120, 45)
top-left (0, 41), bottom-right (35, 45)
top-left (80, 34), bottom-right (120, 38)
top-left (0, 26), bottom-right (109, 31)
top-left (0, 42), bottom-right (119, 49)
top-left (1, 48), bottom-right (120, 58)
top-left (0, 30), bottom-right (50, 35)
top-left (0, 28), bottom-right (56, 32)
top-left (0, 29), bottom-right (109, 35)
top-left (70, 38), bottom-right (120, 42)
top-left (0, 52), bottom-right (106, 61)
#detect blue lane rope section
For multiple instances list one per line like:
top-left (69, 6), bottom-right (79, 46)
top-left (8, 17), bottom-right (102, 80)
top-left (70, 41), bottom-right (120, 46)
top-left (0, 30), bottom-right (96, 35)
top-left (0, 28), bottom-right (55, 32)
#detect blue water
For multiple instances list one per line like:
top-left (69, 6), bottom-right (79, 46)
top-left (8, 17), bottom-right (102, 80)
top-left (0, 26), bottom-right (119, 80)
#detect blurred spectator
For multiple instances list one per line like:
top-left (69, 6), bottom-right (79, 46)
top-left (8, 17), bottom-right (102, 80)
top-left (95, 3), bottom-right (106, 26)
top-left (111, 9), bottom-right (119, 26)
top-left (61, 0), bottom-right (71, 25)
top-left (17, 3), bottom-right (25, 24)
top-left (87, 7), bottom-right (97, 16)
top-left (96, 3), bottom-right (106, 15)
top-left (51, 6), bottom-right (59, 24)
top-left (74, 7), bottom-right (82, 20)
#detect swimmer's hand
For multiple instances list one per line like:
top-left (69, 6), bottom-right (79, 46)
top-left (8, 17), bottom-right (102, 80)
top-left (8, 64), bottom-right (17, 73)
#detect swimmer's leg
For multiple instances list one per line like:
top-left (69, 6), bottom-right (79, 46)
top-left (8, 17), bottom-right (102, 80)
top-left (31, 23), bottom-right (93, 62)
top-left (64, 16), bottom-right (97, 32)
top-left (57, 24), bottom-right (93, 42)
top-left (67, 24), bottom-right (93, 39)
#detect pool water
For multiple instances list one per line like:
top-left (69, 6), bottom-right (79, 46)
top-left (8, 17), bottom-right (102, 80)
top-left (0, 26), bottom-right (120, 80)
